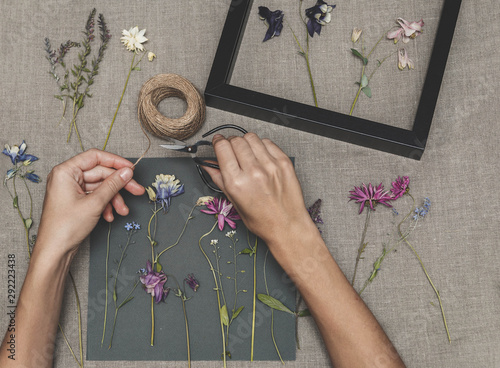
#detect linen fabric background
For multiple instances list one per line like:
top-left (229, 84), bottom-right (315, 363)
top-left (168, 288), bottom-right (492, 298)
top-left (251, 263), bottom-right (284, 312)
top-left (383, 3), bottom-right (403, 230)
top-left (0, 0), bottom-right (499, 367)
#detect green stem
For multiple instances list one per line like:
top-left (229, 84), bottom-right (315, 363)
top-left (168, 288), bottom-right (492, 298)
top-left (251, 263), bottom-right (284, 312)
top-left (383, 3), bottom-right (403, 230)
top-left (181, 295), bottom-right (191, 368)
top-left (108, 281), bottom-right (138, 349)
top-left (150, 296), bottom-right (155, 346)
top-left (12, 174), bottom-right (31, 258)
top-left (103, 52), bottom-right (136, 151)
top-left (155, 205), bottom-right (196, 262)
top-left (250, 235), bottom-right (258, 361)
top-left (58, 322), bottom-right (82, 367)
top-left (199, 222), bottom-right (226, 367)
top-left (68, 271), bottom-right (83, 367)
top-left (400, 194), bottom-right (451, 343)
top-left (264, 249), bottom-right (284, 364)
top-left (101, 223), bottom-right (111, 347)
top-left (351, 209), bottom-right (371, 286)
top-left (349, 62), bottom-right (366, 116)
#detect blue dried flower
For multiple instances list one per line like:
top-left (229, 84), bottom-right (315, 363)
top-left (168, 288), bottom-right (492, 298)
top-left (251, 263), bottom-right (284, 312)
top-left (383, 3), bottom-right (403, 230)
top-left (133, 222), bottom-right (141, 230)
top-left (124, 223), bottom-right (134, 231)
top-left (149, 174), bottom-right (185, 212)
top-left (258, 6), bottom-right (284, 42)
top-left (305, 0), bottom-right (336, 37)
top-left (2, 141), bottom-right (38, 165)
top-left (24, 172), bottom-right (41, 183)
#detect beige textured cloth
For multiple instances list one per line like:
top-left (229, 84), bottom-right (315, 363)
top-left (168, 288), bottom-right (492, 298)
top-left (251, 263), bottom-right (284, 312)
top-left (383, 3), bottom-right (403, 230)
top-left (0, 0), bottom-right (499, 367)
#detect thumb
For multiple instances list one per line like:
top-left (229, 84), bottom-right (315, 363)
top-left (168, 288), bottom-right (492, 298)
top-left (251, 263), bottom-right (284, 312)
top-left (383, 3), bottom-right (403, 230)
top-left (90, 167), bottom-right (134, 210)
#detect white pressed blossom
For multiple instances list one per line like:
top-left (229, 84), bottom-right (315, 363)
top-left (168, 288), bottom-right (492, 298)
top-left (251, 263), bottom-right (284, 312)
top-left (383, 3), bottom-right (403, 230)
top-left (120, 26), bottom-right (148, 52)
top-left (225, 230), bottom-right (236, 238)
top-left (148, 51), bottom-right (156, 61)
top-left (210, 239), bottom-right (219, 246)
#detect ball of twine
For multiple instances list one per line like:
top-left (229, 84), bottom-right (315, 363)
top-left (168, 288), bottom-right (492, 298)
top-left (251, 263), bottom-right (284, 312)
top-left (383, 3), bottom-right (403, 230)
top-left (138, 74), bottom-right (205, 141)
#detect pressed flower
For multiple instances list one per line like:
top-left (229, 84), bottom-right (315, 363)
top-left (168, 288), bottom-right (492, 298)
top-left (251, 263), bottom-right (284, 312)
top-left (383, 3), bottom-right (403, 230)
top-left (147, 51), bottom-right (156, 61)
top-left (307, 199), bottom-right (324, 224)
top-left (185, 274), bottom-right (200, 292)
top-left (2, 141), bottom-right (38, 165)
top-left (24, 172), bottom-right (41, 184)
top-left (196, 196), bottom-right (214, 207)
top-left (133, 222), bottom-right (141, 230)
top-left (351, 28), bottom-right (362, 43)
top-left (139, 260), bottom-right (169, 303)
top-left (387, 18), bottom-right (424, 44)
top-left (201, 197), bottom-right (241, 231)
top-left (258, 6), bottom-right (284, 42)
top-left (120, 26), bottom-right (148, 52)
top-left (349, 183), bottom-right (393, 214)
top-left (398, 48), bottom-right (414, 70)
top-left (5, 168), bottom-right (16, 181)
top-left (124, 222), bottom-right (134, 231)
top-left (151, 174), bottom-right (185, 212)
top-left (145, 186), bottom-right (156, 202)
top-left (225, 230), bottom-right (236, 238)
top-left (390, 176), bottom-right (410, 199)
top-left (305, 0), bottom-right (336, 37)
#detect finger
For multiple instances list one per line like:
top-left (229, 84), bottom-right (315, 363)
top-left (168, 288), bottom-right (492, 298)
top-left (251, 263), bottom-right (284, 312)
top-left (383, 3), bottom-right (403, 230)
top-left (83, 165), bottom-right (145, 195)
top-left (227, 135), bottom-right (258, 169)
top-left (201, 165), bottom-right (226, 193)
top-left (103, 203), bottom-right (114, 222)
top-left (262, 138), bottom-right (289, 160)
top-left (243, 133), bottom-right (274, 164)
top-left (110, 193), bottom-right (129, 216)
top-left (212, 135), bottom-right (241, 175)
top-left (88, 167), bottom-right (134, 211)
top-left (65, 149), bottom-right (135, 172)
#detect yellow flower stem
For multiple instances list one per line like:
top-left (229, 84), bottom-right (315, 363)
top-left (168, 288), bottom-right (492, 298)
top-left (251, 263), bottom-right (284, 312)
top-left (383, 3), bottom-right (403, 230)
top-left (150, 296), bottom-right (155, 346)
top-left (351, 208), bottom-right (371, 286)
top-left (250, 236), bottom-right (258, 361)
top-left (155, 205), bottom-right (196, 262)
top-left (400, 193), bottom-right (451, 343)
top-left (199, 222), bottom-right (226, 367)
top-left (102, 52), bottom-right (136, 151)
top-left (68, 271), bottom-right (84, 367)
top-left (181, 295), bottom-right (191, 368)
top-left (264, 249), bottom-right (284, 364)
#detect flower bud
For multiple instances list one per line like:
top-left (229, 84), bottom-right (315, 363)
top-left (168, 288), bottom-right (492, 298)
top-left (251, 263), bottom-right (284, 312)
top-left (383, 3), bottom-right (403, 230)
top-left (148, 52), bottom-right (156, 62)
top-left (351, 28), bottom-right (362, 43)
top-left (145, 186), bottom-right (156, 202)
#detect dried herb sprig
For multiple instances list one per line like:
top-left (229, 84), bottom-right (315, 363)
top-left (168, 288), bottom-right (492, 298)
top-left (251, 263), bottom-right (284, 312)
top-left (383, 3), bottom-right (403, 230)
top-left (45, 8), bottom-right (111, 151)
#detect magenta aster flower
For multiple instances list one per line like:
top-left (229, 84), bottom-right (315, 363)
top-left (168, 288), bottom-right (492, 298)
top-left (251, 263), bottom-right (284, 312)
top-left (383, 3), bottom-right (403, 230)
top-left (139, 260), bottom-right (169, 303)
top-left (349, 183), bottom-right (393, 214)
top-left (201, 197), bottom-right (241, 231)
top-left (391, 176), bottom-right (410, 199)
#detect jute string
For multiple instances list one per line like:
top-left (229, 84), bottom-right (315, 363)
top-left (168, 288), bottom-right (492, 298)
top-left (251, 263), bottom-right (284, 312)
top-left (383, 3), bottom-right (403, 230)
top-left (134, 74), bottom-right (206, 167)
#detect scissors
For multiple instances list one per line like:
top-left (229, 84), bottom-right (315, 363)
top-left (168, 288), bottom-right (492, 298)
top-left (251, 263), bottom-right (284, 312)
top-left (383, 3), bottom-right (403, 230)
top-left (160, 124), bottom-right (248, 193)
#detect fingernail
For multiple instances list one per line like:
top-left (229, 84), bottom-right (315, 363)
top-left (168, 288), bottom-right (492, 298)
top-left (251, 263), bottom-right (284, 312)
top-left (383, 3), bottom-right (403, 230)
top-left (119, 167), bottom-right (133, 182)
top-left (213, 134), bottom-right (224, 142)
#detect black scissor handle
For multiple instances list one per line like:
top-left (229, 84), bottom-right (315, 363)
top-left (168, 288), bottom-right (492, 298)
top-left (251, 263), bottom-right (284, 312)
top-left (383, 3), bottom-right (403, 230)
top-left (196, 124), bottom-right (248, 193)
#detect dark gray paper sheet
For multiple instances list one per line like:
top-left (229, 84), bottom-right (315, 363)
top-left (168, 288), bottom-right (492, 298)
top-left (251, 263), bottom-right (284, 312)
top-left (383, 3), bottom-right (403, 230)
top-left (87, 158), bottom-right (296, 361)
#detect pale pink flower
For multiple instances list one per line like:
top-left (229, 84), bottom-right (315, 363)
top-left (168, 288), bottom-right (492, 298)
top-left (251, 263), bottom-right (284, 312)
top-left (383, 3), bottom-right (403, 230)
top-left (201, 197), bottom-right (241, 231)
top-left (387, 18), bottom-right (424, 44)
top-left (398, 48), bottom-right (415, 70)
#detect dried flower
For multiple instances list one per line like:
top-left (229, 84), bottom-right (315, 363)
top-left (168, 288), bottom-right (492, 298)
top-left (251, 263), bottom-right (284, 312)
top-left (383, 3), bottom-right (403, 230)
top-left (150, 174), bottom-right (185, 212)
top-left (210, 239), bottom-right (219, 246)
top-left (387, 18), bottom-right (424, 44)
top-left (349, 183), bottom-right (393, 214)
top-left (258, 6), bottom-right (284, 42)
top-left (148, 52), bottom-right (156, 61)
top-left (145, 186), bottom-right (156, 202)
top-left (225, 230), bottom-right (236, 238)
top-left (2, 141), bottom-right (38, 165)
top-left (398, 48), bottom-right (415, 70)
top-left (351, 28), bottom-right (362, 43)
top-left (305, 0), bottom-right (336, 37)
top-left (201, 197), bottom-right (241, 231)
top-left (121, 26), bottom-right (148, 52)
top-left (139, 260), bottom-right (169, 303)
top-left (307, 199), bottom-right (324, 224)
top-left (24, 172), bottom-right (41, 184)
top-left (185, 274), bottom-right (200, 292)
top-left (390, 176), bottom-right (410, 199)
top-left (413, 197), bottom-right (431, 220)
top-left (196, 196), bottom-right (214, 206)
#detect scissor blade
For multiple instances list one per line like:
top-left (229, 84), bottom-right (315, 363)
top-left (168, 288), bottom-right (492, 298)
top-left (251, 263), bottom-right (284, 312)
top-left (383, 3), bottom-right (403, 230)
top-left (160, 144), bottom-right (188, 151)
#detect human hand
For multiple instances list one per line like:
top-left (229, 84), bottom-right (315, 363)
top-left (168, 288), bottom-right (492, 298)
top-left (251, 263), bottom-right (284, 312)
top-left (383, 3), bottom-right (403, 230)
top-left (35, 149), bottom-right (145, 258)
top-left (203, 133), bottom-right (316, 247)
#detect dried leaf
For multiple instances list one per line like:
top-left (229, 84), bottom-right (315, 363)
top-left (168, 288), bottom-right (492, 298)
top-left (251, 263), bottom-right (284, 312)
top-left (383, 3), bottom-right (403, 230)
top-left (257, 294), bottom-right (294, 315)
top-left (220, 305), bottom-right (229, 326)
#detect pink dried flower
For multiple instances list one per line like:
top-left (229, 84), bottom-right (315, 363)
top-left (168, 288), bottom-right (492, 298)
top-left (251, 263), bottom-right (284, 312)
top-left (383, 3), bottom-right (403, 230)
top-left (201, 197), bottom-right (241, 231)
top-left (387, 18), bottom-right (424, 44)
top-left (391, 176), bottom-right (410, 199)
top-left (349, 183), bottom-right (393, 214)
top-left (398, 48), bottom-right (415, 70)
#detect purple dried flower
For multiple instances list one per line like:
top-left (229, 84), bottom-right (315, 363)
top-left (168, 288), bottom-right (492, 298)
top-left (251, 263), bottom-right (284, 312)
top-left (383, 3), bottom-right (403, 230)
top-left (258, 6), bottom-right (284, 42)
top-left (349, 183), bottom-right (393, 214)
top-left (139, 260), bottom-right (169, 303)
top-left (305, 0), bottom-right (336, 37)
top-left (390, 176), bottom-right (410, 199)
top-left (185, 274), bottom-right (200, 292)
top-left (2, 141), bottom-right (38, 165)
top-left (24, 172), bottom-right (41, 184)
top-left (201, 197), bottom-right (241, 231)
top-left (307, 199), bottom-right (324, 225)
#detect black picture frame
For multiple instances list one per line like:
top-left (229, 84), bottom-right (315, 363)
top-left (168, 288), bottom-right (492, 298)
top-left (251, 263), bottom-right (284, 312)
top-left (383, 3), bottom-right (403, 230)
top-left (205, 0), bottom-right (462, 160)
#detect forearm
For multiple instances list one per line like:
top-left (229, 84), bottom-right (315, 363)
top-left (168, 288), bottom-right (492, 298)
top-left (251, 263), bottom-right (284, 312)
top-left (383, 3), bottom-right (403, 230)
top-left (0, 244), bottom-right (73, 367)
top-left (268, 221), bottom-right (405, 368)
